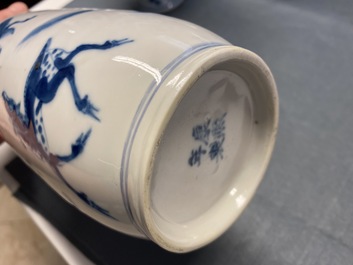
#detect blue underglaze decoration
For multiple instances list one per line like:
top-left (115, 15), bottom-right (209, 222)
top-left (57, 129), bottom-right (92, 162)
top-left (76, 191), bottom-right (110, 216)
top-left (188, 113), bottom-right (226, 167)
top-left (209, 140), bottom-right (224, 162)
top-left (0, 16), bottom-right (36, 39)
top-left (2, 92), bottom-right (29, 125)
top-left (0, 15), bottom-right (36, 54)
top-left (188, 145), bottom-right (207, 167)
top-left (192, 119), bottom-right (211, 145)
top-left (120, 42), bottom-right (226, 224)
top-left (20, 10), bottom-right (92, 44)
top-left (3, 36), bottom-right (133, 218)
top-left (3, 37), bottom-right (133, 143)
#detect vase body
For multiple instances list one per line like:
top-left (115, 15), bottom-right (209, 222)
top-left (0, 9), bottom-right (278, 252)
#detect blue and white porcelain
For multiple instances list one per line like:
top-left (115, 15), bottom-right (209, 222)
top-left (0, 9), bottom-right (278, 252)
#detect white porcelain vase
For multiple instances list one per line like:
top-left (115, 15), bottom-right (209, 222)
top-left (0, 9), bottom-right (278, 252)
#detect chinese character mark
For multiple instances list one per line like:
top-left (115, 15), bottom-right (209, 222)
top-left (188, 113), bottom-right (227, 167)
top-left (188, 145), bottom-right (207, 167)
top-left (192, 119), bottom-right (210, 145)
top-left (211, 113), bottom-right (226, 141)
top-left (209, 139), bottom-right (224, 162)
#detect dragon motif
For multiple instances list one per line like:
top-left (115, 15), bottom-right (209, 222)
top-left (1, 17), bottom-right (133, 217)
top-left (3, 37), bottom-right (133, 160)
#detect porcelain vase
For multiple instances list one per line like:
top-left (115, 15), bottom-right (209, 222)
top-left (0, 9), bottom-right (278, 253)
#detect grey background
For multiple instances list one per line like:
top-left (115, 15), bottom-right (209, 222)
top-left (16, 0), bottom-right (353, 264)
